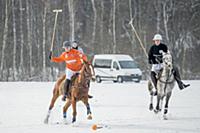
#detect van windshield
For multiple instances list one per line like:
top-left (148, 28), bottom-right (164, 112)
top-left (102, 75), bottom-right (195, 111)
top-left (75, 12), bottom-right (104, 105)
top-left (119, 61), bottom-right (138, 69)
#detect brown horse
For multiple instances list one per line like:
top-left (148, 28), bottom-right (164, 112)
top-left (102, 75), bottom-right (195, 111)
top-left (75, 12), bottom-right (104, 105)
top-left (44, 61), bottom-right (95, 124)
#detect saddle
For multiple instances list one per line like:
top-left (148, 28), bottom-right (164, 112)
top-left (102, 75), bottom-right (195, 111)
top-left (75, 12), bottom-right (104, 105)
top-left (68, 73), bottom-right (90, 97)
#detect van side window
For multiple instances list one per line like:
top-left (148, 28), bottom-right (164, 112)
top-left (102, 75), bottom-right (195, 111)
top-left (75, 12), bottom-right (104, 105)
top-left (94, 59), bottom-right (112, 68)
top-left (113, 61), bottom-right (119, 70)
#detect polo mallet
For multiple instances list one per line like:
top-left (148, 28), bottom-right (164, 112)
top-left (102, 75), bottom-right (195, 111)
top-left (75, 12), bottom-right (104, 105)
top-left (128, 19), bottom-right (148, 58)
top-left (49, 9), bottom-right (62, 59)
top-left (128, 19), bottom-right (153, 83)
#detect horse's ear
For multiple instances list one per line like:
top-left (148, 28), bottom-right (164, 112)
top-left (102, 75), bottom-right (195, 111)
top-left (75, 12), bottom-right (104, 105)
top-left (86, 57), bottom-right (93, 65)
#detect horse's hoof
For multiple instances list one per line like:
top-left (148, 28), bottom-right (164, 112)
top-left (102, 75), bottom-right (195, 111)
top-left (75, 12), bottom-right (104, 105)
top-left (72, 118), bottom-right (76, 123)
top-left (154, 109), bottom-right (159, 114)
top-left (149, 104), bottom-right (153, 111)
top-left (87, 114), bottom-right (92, 120)
top-left (63, 118), bottom-right (68, 125)
top-left (164, 108), bottom-right (168, 114)
top-left (163, 114), bottom-right (168, 120)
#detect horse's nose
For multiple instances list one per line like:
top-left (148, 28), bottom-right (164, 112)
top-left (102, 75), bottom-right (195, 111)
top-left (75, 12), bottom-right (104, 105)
top-left (91, 76), bottom-right (96, 82)
top-left (168, 64), bottom-right (172, 68)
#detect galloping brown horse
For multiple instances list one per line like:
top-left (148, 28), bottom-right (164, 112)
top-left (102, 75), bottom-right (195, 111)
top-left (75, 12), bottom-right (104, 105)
top-left (44, 61), bottom-right (95, 123)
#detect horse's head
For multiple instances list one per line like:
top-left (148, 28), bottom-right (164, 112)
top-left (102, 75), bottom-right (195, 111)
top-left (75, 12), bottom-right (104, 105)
top-left (80, 60), bottom-right (95, 82)
top-left (161, 50), bottom-right (173, 69)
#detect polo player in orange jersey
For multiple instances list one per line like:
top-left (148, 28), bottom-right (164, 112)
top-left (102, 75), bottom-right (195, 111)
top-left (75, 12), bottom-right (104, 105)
top-left (50, 41), bottom-right (88, 101)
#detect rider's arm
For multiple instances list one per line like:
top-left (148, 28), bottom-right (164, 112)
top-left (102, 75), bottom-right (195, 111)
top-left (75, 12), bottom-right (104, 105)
top-left (162, 44), bottom-right (168, 53)
top-left (148, 47), bottom-right (153, 64)
top-left (51, 52), bottom-right (65, 63)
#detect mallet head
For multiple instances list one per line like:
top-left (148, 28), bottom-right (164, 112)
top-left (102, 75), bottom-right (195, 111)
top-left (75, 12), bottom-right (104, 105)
top-left (53, 9), bottom-right (62, 12)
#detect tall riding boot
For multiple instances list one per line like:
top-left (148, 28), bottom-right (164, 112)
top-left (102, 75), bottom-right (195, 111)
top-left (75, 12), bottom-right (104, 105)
top-left (151, 71), bottom-right (158, 95)
top-left (173, 66), bottom-right (190, 90)
top-left (62, 79), bottom-right (71, 101)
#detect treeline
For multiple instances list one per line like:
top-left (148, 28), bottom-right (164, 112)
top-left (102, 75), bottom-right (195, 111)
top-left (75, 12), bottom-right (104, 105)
top-left (0, 0), bottom-right (200, 81)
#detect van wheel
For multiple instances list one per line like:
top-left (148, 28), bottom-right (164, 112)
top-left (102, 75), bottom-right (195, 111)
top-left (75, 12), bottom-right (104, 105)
top-left (96, 76), bottom-right (102, 83)
top-left (117, 76), bottom-right (123, 83)
top-left (135, 79), bottom-right (140, 83)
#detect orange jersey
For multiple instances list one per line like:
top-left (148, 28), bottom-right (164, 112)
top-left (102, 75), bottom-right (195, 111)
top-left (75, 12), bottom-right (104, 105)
top-left (51, 49), bottom-right (88, 71)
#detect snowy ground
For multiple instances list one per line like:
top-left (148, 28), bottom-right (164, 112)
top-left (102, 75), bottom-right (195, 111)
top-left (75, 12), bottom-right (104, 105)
top-left (0, 80), bottom-right (200, 133)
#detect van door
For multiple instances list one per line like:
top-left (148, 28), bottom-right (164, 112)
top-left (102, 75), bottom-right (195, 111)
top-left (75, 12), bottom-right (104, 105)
top-left (93, 59), bottom-right (113, 78)
top-left (110, 61), bottom-right (120, 78)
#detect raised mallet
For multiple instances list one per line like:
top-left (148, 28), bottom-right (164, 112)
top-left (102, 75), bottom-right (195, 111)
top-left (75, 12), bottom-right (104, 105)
top-left (49, 9), bottom-right (62, 59)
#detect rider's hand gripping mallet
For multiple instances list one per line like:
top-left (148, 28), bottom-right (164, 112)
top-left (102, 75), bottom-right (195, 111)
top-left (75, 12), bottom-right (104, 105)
top-left (49, 9), bottom-right (62, 59)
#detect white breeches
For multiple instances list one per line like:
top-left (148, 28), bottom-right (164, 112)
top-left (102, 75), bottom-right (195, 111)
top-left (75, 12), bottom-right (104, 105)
top-left (65, 68), bottom-right (78, 80)
top-left (151, 64), bottom-right (163, 73)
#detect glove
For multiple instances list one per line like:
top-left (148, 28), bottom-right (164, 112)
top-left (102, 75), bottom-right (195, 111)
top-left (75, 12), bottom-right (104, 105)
top-left (49, 51), bottom-right (52, 60)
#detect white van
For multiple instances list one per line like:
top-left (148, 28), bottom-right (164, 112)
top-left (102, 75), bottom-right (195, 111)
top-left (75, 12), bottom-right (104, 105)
top-left (92, 54), bottom-right (142, 83)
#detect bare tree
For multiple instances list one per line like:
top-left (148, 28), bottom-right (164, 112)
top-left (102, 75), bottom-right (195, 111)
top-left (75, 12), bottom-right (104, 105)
top-left (91, 0), bottom-right (97, 46)
top-left (0, 0), bottom-right (8, 79)
top-left (26, 0), bottom-right (32, 77)
top-left (19, 0), bottom-right (25, 79)
top-left (100, 0), bottom-right (104, 53)
top-left (42, 2), bottom-right (47, 80)
top-left (154, 0), bottom-right (162, 33)
top-left (12, 0), bottom-right (17, 80)
top-left (68, 0), bottom-right (75, 41)
top-left (162, 0), bottom-right (173, 44)
top-left (112, 0), bottom-right (116, 53)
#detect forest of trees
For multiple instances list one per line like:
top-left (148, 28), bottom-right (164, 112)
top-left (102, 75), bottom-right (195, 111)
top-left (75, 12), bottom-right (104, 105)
top-left (0, 0), bottom-right (200, 81)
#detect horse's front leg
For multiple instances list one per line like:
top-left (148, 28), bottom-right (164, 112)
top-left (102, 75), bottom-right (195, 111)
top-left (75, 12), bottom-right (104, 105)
top-left (63, 99), bottom-right (71, 123)
top-left (154, 94), bottom-right (161, 113)
top-left (82, 97), bottom-right (92, 120)
top-left (163, 92), bottom-right (172, 120)
top-left (148, 81), bottom-right (154, 111)
top-left (71, 97), bottom-right (77, 123)
top-left (44, 88), bottom-right (59, 124)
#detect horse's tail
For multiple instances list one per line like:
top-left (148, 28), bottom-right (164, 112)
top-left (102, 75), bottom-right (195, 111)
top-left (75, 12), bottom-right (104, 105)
top-left (53, 74), bottom-right (66, 95)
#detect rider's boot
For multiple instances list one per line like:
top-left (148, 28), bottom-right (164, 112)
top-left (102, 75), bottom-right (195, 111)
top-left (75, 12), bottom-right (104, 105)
top-left (62, 79), bottom-right (71, 101)
top-left (173, 66), bottom-right (190, 90)
top-left (151, 71), bottom-right (158, 95)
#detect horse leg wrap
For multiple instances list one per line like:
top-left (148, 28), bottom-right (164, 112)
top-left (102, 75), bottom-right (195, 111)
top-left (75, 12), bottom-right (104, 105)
top-left (63, 112), bottom-right (67, 118)
top-left (44, 110), bottom-right (51, 124)
top-left (86, 104), bottom-right (91, 115)
top-left (72, 117), bottom-right (76, 123)
top-left (149, 103), bottom-right (153, 111)
top-left (164, 108), bottom-right (168, 114)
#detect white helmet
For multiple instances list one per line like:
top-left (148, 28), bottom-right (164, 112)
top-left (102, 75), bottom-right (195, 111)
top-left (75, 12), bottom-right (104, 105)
top-left (153, 34), bottom-right (162, 41)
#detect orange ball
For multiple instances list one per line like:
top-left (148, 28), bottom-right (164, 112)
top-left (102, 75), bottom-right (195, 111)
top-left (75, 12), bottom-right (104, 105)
top-left (91, 124), bottom-right (98, 130)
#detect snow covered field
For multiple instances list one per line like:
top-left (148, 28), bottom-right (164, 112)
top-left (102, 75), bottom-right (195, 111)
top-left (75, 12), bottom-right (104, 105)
top-left (0, 80), bottom-right (200, 133)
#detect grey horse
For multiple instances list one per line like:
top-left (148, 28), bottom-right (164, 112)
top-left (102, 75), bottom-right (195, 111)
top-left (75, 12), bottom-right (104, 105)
top-left (148, 51), bottom-right (175, 120)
